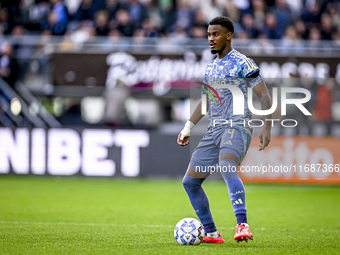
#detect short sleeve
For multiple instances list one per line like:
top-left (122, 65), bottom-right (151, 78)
top-left (242, 57), bottom-right (263, 88)
top-left (201, 74), bottom-right (208, 95)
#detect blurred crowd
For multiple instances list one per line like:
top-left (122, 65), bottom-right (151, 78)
top-left (0, 0), bottom-right (339, 41)
top-left (0, 0), bottom-right (339, 135)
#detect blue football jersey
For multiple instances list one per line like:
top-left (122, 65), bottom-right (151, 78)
top-left (202, 49), bottom-right (263, 133)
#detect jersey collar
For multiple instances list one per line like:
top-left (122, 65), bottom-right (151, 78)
top-left (214, 48), bottom-right (235, 63)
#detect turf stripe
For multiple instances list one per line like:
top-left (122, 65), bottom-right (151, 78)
top-left (0, 221), bottom-right (174, 228)
top-left (0, 221), bottom-right (271, 231)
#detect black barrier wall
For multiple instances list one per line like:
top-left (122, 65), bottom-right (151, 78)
top-left (0, 128), bottom-right (191, 178)
top-left (1, 128), bottom-right (340, 184)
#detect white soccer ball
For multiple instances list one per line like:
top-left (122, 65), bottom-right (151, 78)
top-left (174, 218), bottom-right (205, 245)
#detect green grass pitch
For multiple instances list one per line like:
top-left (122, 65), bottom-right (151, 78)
top-left (0, 176), bottom-right (339, 254)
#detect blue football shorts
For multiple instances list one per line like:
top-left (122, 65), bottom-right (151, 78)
top-left (189, 126), bottom-right (252, 174)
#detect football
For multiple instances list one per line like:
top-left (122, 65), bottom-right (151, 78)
top-left (174, 218), bottom-right (205, 245)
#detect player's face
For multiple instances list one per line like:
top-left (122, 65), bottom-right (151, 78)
top-left (207, 25), bottom-right (231, 54)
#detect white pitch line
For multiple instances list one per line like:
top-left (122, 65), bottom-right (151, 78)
top-left (5, 222), bottom-right (333, 233)
top-left (0, 221), bottom-right (263, 231)
top-left (0, 221), bottom-right (174, 228)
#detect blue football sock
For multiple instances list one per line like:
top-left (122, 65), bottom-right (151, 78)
top-left (219, 159), bottom-right (248, 224)
top-left (182, 174), bottom-right (217, 233)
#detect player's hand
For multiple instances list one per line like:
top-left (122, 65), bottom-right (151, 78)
top-left (177, 133), bottom-right (190, 146)
top-left (177, 120), bottom-right (195, 146)
top-left (259, 126), bottom-right (271, 151)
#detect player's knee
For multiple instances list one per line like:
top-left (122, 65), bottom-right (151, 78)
top-left (219, 153), bottom-right (240, 165)
top-left (182, 174), bottom-right (203, 190)
top-left (220, 159), bottom-right (239, 179)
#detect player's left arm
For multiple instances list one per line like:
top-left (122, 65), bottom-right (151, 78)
top-left (253, 81), bottom-right (272, 151)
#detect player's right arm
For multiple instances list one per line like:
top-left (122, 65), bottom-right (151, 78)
top-left (253, 81), bottom-right (272, 151)
top-left (177, 99), bottom-right (208, 146)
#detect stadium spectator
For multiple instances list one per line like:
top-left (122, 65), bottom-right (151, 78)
top-left (223, 0), bottom-right (241, 23)
top-left (102, 28), bottom-right (122, 49)
top-left (269, 0), bottom-right (293, 39)
top-left (308, 26), bottom-right (322, 43)
top-left (261, 13), bottom-right (280, 39)
top-left (141, 19), bottom-right (158, 37)
top-left (234, 29), bottom-right (249, 40)
top-left (280, 25), bottom-right (304, 54)
top-left (251, 0), bottom-right (266, 32)
top-left (285, 0), bottom-right (302, 20)
top-left (73, 0), bottom-right (98, 22)
top-left (240, 13), bottom-right (259, 38)
top-left (20, 0), bottom-right (51, 32)
top-left (301, 1), bottom-right (321, 26)
top-left (169, 24), bottom-right (188, 44)
top-left (127, 0), bottom-right (148, 29)
top-left (0, 41), bottom-right (19, 87)
top-left (0, 8), bottom-right (11, 35)
top-left (143, 0), bottom-right (164, 31)
top-left (294, 19), bottom-right (308, 39)
top-left (114, 9), bottom-right (135, 36)
top-left (192, 9), bottom-right (208, 31)
top-left (320, 13), bottom-right (335, 40)
top-left (131, 29), bottom-right (147, 51)
top-left (39, 0), bottom-right (69, 35)
top-left (106, 0), bottom-right (128, 21)
top-left (252, 32), bottom-right (277, 55)
top-left (101, 29), bottom-right (130, 51)
top-left (0, 0), bottom-right (21, 35)
top-left (0, 0), bottom-right (338, 41)
top-left (189, 9), bottom-right (208, 38)
top-left (232, 0), bottom-right (251, 17)
top-left (11, 25), bottom-right (34, 79)
top-left (174, 0), bottom-right (195, 33)
top-left (94, 10), bottom-right (110, 36)
top-left (190, 26), bottom-right (206, 38)
top-left (59, 32), bottom-right (76, 51)
top-left (50, 0), bottom-right (69, 26)
top-left (157, 0), bottom-right (175, 33)
top-left (201, 0), bottom-right (224, 25)
top-left (325, 1), bottom-right (340, 29)
top-left (41, 10), bottom-right (67, 35)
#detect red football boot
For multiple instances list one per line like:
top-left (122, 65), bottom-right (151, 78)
top-left (202, 233), bottom-right (224, 244)
top-left (234, 223), bottom-right (253, 243)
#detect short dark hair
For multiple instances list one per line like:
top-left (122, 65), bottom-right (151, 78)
top-left (209, 16), bottom-right (234, 33)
